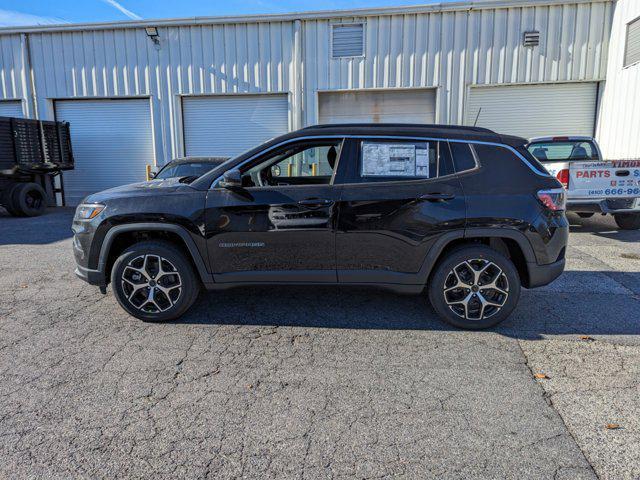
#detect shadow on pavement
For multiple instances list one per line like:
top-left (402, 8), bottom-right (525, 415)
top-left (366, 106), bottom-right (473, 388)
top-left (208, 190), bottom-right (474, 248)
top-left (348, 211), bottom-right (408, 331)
top-left (0, 207), bottom-right (75, 245)
top-left (568, 213), bottom-right (640, 243)
top-left (4, 206), bottom-right (639, 339)
top-left (174, 269), bottom-right (640, 339)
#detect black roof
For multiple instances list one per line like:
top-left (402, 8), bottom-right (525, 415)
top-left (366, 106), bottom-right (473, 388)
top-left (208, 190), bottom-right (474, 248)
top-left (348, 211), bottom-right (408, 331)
top-left (302, 123), bottom-right (494, 135)
top-left (296, 123), bottom-right (526, 146)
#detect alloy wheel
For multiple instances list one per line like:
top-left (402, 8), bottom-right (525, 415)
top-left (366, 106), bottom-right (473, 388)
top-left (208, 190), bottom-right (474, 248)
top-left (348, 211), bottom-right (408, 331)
top-left (121, 254), bottom-right (182, 313)
top-left (443, 258), bottom-right (509, 321)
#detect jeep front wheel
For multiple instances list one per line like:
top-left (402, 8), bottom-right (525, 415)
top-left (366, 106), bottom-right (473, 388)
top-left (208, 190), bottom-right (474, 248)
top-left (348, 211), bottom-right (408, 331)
top-left (111, 240), bottom-right (200, 322)
top-left (428, 245), bottom-right (521, 330)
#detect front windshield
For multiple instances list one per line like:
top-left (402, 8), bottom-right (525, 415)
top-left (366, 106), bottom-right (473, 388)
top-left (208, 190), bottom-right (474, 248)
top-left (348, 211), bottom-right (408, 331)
top-left (527, 141), bottom-right (599, 162)
top-left (156, 162), bottom-right (221, 179)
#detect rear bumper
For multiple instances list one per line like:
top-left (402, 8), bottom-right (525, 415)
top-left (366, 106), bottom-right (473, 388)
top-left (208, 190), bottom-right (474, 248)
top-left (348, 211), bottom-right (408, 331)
top-left (526, 258), bottom-right (565, 289)
top-left (567, 197), bottom-right (640, 214)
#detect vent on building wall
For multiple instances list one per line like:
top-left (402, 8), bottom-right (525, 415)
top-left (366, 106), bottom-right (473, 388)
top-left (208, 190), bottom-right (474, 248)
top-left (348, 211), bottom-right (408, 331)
top-left (332, 23), bottom-right (364, 58)
top-left (624, 17), bottom-right (640, 67)
top-left (523, 31), bottom-right (540, 47)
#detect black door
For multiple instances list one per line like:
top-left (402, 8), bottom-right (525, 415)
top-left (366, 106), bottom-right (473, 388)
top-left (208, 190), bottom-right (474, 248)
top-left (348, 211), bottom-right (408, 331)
top-left (205, 138), bottom-right (344, 283)
top-left (335, 138), bottom-right (466, 285)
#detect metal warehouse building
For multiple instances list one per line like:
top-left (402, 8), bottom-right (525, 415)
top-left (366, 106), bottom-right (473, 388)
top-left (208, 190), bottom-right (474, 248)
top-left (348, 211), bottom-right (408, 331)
top-left (0, 0), bottom-right (638, 204)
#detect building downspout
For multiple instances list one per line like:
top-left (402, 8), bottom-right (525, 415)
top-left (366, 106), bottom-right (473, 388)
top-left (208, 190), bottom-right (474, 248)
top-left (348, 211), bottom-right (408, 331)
top-left (20, 33), bottom-right (39, 119)
top-left (292, 19), bottom-right (304, 130)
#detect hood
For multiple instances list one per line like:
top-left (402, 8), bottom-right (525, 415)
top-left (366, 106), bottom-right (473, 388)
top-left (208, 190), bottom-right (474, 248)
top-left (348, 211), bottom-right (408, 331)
top-left (82, 177), bottom-right (192, 204)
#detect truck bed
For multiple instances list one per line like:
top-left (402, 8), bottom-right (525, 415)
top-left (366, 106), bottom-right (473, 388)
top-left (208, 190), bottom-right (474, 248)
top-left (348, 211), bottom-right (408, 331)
top-left (0, 116), bottom-right (74, 177)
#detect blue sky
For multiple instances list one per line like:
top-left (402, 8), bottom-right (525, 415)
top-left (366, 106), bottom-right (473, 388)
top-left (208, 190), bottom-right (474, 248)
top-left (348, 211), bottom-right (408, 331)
top-left (0, 0), bottom-right (453, 27)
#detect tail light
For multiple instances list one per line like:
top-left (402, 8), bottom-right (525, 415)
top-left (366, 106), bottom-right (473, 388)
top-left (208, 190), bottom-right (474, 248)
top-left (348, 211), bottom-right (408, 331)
top-left (537, 188), bottom-right (566, 212)
top-left (556, 169), bottom-right (570, 189)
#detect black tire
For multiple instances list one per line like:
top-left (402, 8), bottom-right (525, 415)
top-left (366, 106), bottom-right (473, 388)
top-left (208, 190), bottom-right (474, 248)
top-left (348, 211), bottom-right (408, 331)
top-left (614, 213), bottom-right (640, 230)
top-left (1, 183), bottom-right (22, 216)
top-left (111, 240), bottom-right (200, 322)
top-left (577, 212), bottom-right (594, 219)
top-left (11, 182), bottom-right (47, 217)
top-left (428, 245), bottom-right (521, 330)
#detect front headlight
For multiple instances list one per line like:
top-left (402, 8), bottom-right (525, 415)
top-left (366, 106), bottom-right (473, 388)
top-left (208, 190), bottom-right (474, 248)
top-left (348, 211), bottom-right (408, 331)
top-left (75, 203), bottom-right (105, 220)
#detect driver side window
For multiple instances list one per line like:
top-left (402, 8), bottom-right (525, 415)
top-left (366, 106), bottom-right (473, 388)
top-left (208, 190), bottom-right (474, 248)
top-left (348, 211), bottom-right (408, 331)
top-left (241, 140), bottom-right (343, 188)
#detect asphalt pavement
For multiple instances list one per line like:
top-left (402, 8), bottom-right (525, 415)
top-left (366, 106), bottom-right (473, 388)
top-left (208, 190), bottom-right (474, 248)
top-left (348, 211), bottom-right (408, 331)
top-left (0, 208), bottom-right (638, 479)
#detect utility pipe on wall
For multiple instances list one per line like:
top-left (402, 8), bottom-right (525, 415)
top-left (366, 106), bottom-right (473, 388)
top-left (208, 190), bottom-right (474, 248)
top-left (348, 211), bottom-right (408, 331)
top-left (20, 33), bottom-right (38, 119)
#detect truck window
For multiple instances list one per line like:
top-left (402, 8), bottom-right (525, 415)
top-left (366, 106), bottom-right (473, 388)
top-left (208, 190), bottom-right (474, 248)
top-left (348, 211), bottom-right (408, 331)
top-left (527, 141), bottom-right (599, 162)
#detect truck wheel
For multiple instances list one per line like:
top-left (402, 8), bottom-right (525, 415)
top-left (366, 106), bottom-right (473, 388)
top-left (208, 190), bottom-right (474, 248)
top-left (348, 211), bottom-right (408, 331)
top-left (1, 183), bottom-right (21, 216)
top-left (111, 240), bottom-right (201, 322)
top-left (11, 183), bottom-right (47, 217)
top-left (428, 245), bottom-right (521, 330)
top-left (614, 213), bottom-right (640, 230)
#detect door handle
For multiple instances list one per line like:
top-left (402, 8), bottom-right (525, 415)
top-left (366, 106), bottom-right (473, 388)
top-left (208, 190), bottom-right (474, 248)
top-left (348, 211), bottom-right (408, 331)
top-left (298, 198), bottom-right (334, 208)
top-left (419, 193), bottom-right (455, 202)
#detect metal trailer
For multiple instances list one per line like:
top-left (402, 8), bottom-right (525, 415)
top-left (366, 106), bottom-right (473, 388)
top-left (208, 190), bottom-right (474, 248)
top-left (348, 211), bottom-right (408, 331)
top-left (0, 116), bottom-right (74, 217)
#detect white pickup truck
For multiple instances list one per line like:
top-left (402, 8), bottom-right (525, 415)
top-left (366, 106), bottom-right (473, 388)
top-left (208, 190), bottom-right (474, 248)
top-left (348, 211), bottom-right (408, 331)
top-left (526, 136), bottom-right (640, 230)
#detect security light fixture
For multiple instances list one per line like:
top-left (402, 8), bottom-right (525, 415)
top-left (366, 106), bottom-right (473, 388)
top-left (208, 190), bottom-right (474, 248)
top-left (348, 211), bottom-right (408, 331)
top-left (145, 26), bottom-right (160, 45)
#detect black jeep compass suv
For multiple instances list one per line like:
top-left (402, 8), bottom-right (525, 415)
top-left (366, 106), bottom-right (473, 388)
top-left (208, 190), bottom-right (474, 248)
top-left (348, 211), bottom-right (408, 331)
top-left (73, 124), bottom-right (567, 329)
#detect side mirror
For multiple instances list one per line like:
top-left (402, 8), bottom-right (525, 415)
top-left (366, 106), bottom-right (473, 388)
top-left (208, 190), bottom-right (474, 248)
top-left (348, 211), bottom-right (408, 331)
top-left (148, 171), bottom-right (156, 179)
top-left (219, 169), bottom-right (243, 189)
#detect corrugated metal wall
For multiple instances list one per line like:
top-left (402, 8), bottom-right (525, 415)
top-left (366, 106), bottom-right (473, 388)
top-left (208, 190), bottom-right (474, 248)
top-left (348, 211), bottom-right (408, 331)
top-left (0, 34), bottom-right (27, 111)
top-left (0, 1), bottom-right (617, 164)
top-left (27, 23), bottom-right (293, 98)
top-left (25, 22), bottom-right (294, 161)
top-left (303, 2), bottom-right (613, 125)
top-left (596, 0), bottom-right (640, 159)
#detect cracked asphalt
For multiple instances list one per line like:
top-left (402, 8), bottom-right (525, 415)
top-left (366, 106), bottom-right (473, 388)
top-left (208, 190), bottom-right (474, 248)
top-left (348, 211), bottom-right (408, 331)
top-left (0, 208), bottom-right (638, 479)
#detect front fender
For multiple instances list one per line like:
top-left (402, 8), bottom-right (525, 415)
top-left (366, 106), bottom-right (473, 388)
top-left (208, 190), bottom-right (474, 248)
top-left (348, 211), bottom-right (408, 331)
top-left (94, 223), bottom-right (213, 285)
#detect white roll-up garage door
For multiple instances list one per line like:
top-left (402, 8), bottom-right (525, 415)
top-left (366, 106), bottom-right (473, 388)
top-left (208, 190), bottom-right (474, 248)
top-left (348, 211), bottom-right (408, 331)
top-left (0, 100), bottom-right (23, 118)
top-left (55, 99), bottom-right (154, 205)
top-left (318, 89), bottom-right (436, 124)
top-left (465, 82), bottom-right (598, 138)
top-left (182, 94), bottom-right (289, 157)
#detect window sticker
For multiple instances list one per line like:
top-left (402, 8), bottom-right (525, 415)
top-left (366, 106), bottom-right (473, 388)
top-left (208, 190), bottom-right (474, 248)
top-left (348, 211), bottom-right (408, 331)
top-left (361, 142), bottom-right (429, 177)
top-left (416, 148), bottom-right (430, 177)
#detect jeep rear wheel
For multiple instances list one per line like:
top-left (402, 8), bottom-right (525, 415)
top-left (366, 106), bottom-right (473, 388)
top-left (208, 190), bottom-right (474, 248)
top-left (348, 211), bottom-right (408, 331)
top-left (111, 241), bottom-right (200, 322)
top-left (614, 213), bottom-right (640, 230)
top-left (428, 245), bottom-right (521, 330)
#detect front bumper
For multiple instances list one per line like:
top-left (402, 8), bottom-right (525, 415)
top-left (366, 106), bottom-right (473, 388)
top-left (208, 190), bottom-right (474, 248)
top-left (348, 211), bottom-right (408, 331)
top-left (72, 215), bottom-right (105, 287)
top-left (567, 197), bottom-right (640, 214)
top-left (75, 265), bottom-right (106, 286)
top-left (527, 258), bottom-right (566, 289)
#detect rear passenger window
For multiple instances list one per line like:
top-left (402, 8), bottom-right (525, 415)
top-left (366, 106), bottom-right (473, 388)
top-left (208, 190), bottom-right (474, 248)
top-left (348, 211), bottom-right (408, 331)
top-left (356, 140), bottom-right (453, 183)
top-left (474, 144), bottom-right (549, 176)
top-left (449, 142), bottom-right (477, 173)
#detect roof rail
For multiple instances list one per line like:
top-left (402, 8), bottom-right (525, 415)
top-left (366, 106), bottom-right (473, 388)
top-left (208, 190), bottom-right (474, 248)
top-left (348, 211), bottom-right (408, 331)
top-left (301, 123), bottom-right (496, 134)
